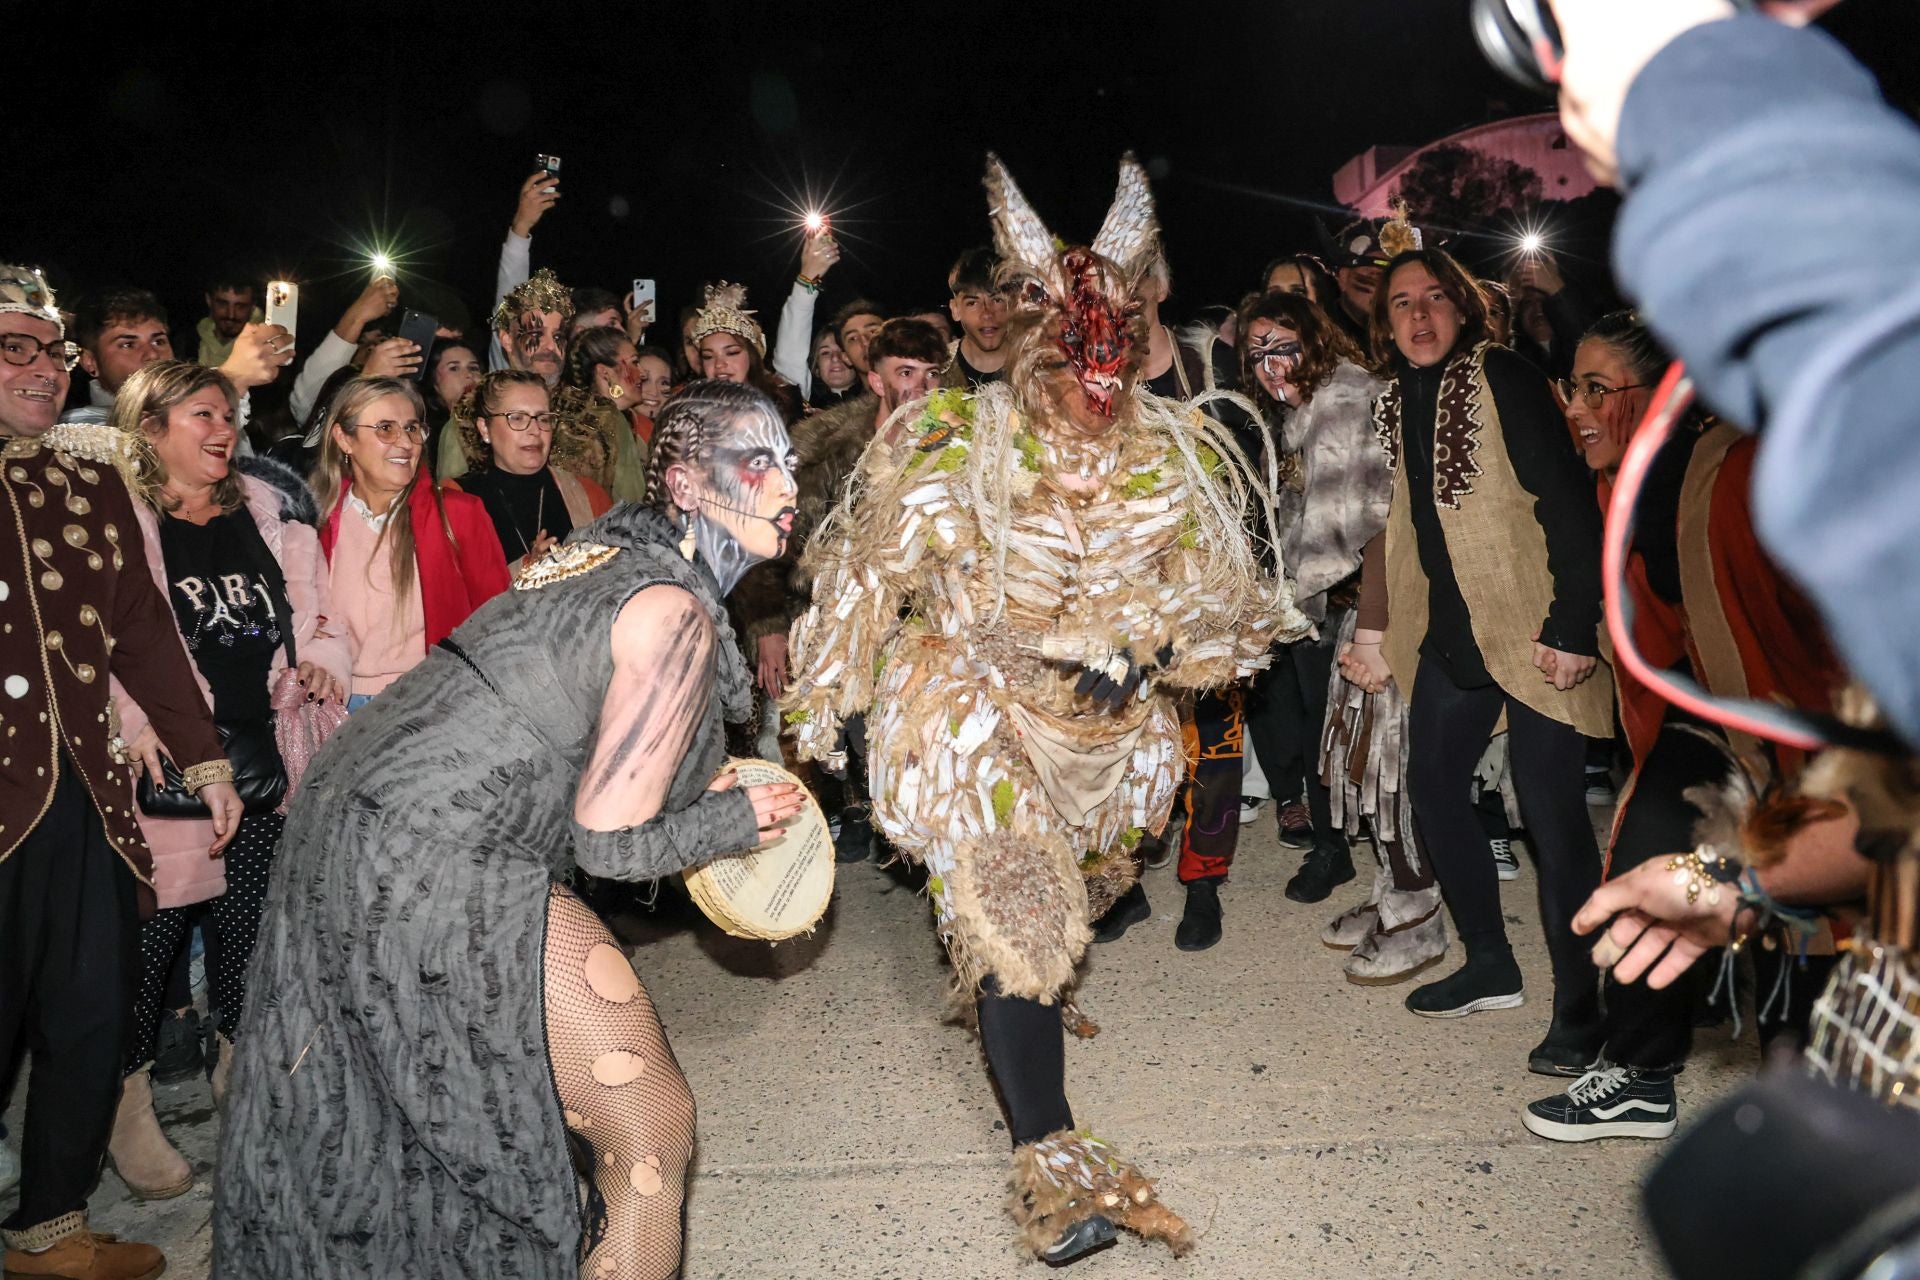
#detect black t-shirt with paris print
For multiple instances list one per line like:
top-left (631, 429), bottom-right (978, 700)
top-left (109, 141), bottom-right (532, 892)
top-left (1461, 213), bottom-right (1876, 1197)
top-left (158, 512), bottom-right (281, 721)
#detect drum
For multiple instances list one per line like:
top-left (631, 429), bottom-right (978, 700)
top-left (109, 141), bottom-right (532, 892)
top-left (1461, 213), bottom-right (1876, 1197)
top-left (681, 758), bottom-right (834, 941)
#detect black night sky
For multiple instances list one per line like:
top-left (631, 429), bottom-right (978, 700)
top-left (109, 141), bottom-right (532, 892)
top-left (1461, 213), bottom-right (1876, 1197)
top-left (18, 0), bottom-right (1917, 350)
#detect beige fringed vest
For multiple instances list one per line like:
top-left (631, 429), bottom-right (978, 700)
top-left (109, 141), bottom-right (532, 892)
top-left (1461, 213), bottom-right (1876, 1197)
top-left (1377, 342), bottom-right (1613, 736)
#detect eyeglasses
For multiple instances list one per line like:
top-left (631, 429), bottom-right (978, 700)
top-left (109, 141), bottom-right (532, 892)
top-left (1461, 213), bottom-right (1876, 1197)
top-left (1556, 378), bottom-right (1649, 409)
top-left (485, 410), bottom-right (557, 432)
top-left (0, 332), bottom-right (80, 372)
top-left (347, 418), bottom-right (426, 443)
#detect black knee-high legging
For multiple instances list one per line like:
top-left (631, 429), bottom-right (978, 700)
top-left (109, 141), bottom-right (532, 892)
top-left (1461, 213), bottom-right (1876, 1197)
top-left (1406, 656), bottom-right (1602, 1021)
top-left (124, 812), bottom-right (282, 1074)
top-left (978, 978), bottom-right (1072, 1147)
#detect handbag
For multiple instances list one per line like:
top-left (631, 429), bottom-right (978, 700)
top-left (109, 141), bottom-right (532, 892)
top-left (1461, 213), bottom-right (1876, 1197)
top-left (135, 501), bottom-right (343, 819)
top-left (270, 663), bottom-right (347, 815)
top-left (137, 715), bottom-right (287, 818)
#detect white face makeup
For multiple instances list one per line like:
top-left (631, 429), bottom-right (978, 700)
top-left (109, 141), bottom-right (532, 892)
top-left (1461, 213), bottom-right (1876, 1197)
top-left (676, 404), bottom-right (799, 593)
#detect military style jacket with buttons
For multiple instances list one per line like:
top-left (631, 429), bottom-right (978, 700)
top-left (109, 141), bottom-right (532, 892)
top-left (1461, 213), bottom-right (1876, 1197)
top-left (0, 423), bottom-right (230, 912)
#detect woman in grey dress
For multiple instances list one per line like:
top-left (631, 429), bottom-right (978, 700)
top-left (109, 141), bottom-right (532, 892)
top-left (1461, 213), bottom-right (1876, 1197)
top-left (213, 381), bottom-right (805, 1280)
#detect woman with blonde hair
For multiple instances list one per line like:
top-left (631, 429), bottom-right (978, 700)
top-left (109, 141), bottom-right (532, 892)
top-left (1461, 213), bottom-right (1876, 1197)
top-left (309, 376), bottom-right (509, 709)
top-left (103, 360), bottom-right (350, 1199)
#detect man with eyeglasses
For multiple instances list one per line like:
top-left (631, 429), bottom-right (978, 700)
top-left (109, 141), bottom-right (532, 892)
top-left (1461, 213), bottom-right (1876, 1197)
top-left (0, 265), bottom-right (241, 1280)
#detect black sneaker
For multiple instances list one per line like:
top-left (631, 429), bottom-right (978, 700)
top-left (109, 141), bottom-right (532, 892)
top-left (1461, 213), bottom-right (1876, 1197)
top-left (1276, 800), bottom-right (1314, 849)
top-left (1175, 880), bottom-right (1223, 952)
top-left (1284, 844), bottom-right (1354, 904)
top-left (1405, 953), bottom-right (1524, 1018)
top-left (1091, 883), bottom-right (1151, 943)
top-left (1529, 1031), bottom-right (1603, 1078)
top-left (1491, 838), bottom-right (1520, 881)
top-left (833, 806), bottom-right (874, 864)
top-left (1042, 1214), bottom-right (1116, 1264)
top-left (1523, 1067), bottom-right (1677, 1142)
top-left (152, 1007), bottom-right (205, 1085)
top-left (1584, 767), bottom-right (1615, 805)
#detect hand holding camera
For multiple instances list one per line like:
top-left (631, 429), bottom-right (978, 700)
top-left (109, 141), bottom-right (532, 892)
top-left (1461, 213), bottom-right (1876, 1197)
top-left (222, 322), bottom-right (296, 390)
top-left (512, 167), bottom-right (562, 238)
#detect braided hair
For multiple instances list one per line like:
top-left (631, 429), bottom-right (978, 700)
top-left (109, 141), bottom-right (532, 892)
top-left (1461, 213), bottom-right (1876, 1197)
top-left (643, 379), bottom-right (784, 510)
top-left (563, 325), bottom-right (630, 395)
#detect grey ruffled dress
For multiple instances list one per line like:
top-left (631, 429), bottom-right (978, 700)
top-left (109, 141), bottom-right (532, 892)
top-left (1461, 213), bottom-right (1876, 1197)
top-left (212, 505), bottom-right (761, 1278)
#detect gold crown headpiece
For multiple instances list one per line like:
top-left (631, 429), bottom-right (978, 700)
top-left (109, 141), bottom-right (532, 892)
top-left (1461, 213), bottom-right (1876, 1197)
top-left (492, 267), bottom-right (576, 332)
top-left (689, 281), bottom-right (766, 358)
top-left (0, 264), bottom-right (63, 336)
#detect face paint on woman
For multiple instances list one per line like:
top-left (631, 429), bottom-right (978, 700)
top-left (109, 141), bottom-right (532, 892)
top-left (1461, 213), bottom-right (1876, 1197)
top-left (686, 406), bottom-right (798, 594)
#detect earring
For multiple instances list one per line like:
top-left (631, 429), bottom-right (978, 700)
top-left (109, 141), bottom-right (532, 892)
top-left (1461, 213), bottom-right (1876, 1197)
top-left (678, 509), bottom-right (697, 562)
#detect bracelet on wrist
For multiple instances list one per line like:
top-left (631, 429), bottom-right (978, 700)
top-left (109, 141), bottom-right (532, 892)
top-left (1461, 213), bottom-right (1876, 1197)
top-left (796, 273), bottom-right (822, 293)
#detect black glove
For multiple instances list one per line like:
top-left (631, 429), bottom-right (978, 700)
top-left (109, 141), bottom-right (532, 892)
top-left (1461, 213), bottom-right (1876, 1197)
top-left (1074, 643), bottom-right (1175, 710)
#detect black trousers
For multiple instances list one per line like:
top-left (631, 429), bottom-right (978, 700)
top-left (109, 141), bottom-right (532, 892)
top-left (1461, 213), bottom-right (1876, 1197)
top-left (977, 978), bottom-right (1072, 1147)
top-left (125, 812), bottom-right (283, 1074)
top-left (1407, 656), bottom-right (1602, 1022)
top-left (0, 758), bottom-right (139, 1232)
top-left (1245, 609), bottom-right (1346, 857)
top-left (1602, 723), bottom-right (1723, 1071)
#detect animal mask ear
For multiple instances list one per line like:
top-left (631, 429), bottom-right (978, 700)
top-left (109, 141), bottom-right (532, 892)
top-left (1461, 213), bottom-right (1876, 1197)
top-left (1089, 152), bottom-right (1162, 288)
top-left (985, 153), bottom-right (1066, 297)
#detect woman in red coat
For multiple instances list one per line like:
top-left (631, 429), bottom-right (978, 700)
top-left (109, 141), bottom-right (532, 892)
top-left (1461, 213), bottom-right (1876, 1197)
top-left (310, 377), bottom-right (510, 710)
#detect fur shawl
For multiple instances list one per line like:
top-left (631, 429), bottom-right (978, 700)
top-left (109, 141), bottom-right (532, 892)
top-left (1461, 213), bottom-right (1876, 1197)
top-left (1279, 360), bottom-right (1393, 620)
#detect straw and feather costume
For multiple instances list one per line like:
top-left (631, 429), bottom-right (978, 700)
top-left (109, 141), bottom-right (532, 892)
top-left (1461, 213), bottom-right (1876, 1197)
top-left (784, 155), bottom-right (1303, 1257)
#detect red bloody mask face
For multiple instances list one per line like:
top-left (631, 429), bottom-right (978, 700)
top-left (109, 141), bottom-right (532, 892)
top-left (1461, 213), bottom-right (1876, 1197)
top-left (1054, 250), bottom-right (1136, 420)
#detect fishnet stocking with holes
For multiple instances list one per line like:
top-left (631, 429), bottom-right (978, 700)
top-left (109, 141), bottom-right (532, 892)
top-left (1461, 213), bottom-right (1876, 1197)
top-left (1806, 942), bottom-right (1920, 1110)
top-left (545, 886), bottom-right (696, 1280)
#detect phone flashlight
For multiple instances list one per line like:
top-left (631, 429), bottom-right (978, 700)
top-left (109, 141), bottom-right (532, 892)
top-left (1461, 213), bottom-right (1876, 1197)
top-left (371, 253), bottom-right (394, 279)
top-left (804, 211), bottom-right (827, 234)
top-left (1518, 232), bottom-right (1545, 257)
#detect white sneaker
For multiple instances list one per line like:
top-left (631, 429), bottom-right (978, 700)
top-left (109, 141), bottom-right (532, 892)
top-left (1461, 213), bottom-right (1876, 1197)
top-left (1238, 796), bottom-right (1266, 826)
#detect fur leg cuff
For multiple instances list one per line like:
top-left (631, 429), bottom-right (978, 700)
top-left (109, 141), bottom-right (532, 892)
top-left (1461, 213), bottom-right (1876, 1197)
top-left (1008, 1129), bottom-right (1194, 1258)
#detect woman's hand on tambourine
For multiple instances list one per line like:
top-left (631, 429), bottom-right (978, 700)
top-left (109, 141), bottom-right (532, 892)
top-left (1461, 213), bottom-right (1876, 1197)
top-left (709, 770), bottom-right (809, 844)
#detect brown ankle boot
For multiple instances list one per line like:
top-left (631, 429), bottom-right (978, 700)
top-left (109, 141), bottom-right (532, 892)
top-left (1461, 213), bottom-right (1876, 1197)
top-left (106, 1066), bottom-right (192, 1201)
top-left (208, 1032), bottom-right (234, 1111)
top-left (3, 1212), bottom-right (165, 1280)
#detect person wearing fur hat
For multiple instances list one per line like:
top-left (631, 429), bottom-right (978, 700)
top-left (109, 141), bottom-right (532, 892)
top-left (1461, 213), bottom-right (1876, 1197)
top-left (101, 360), bottom-right (351, 1201)
top-left (0, 265), bottom-right (240, 1280)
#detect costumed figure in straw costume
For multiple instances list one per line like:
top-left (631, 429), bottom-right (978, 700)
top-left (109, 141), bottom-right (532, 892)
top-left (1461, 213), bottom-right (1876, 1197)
top-left (784, 155), bottom-right (1304, 1262)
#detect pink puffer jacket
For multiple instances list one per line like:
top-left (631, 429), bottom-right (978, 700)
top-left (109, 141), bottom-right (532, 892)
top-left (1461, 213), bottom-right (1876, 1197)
top-left (110, 468), bottom-right (350, 909)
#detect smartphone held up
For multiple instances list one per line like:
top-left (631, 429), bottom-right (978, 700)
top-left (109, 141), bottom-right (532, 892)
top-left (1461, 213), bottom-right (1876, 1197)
top-left (265, 280), bottom-right (298, 341)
